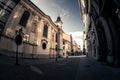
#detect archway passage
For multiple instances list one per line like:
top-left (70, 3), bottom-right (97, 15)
top-left (96, 21), bottom-right (108, 62)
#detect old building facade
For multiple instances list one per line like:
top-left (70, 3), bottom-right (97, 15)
top-left (63, 33), bottom-right (72, 57)
top-left (0, 0), bottom-right (66, 58)
top-left (78, 0), bottom-right (120, 66)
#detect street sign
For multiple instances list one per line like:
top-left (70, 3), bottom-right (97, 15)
top-left (15, 34), bottom-right (22, 45)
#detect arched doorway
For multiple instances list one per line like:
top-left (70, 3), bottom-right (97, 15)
top-left (96, 21), bottom-right (108, 62)
top-left (96, 17), bottom-right (114, 65)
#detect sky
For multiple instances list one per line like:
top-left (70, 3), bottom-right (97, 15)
top-left (30, 0), bottom-right (84, 50)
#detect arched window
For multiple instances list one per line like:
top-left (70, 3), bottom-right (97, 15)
top-left (31, 22), bottom-right (37, 33)
top-left (19, 11), bottom-right (30, 27)
top-left (42, 24), bottom-right (48, 38)
top-left (42, 42), bottom-right (47, 50)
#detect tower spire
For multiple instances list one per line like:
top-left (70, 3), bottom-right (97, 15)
top-left (55, 16), bottom-right (63, 29)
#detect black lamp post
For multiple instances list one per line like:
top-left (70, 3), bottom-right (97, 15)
top-left (15, 28), bottom-right (23, 65)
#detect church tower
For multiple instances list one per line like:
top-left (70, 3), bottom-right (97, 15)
top-left (55, 16), bottom-right (63, 29)
top-left (55, 16), bottom-right (63, 58)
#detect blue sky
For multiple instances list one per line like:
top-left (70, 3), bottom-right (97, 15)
top-left (30, 0), bottom-right (83, 33)
top-left (30, 0), bottom-right (84, 49)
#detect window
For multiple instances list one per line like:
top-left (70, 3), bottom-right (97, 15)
top-left (55, 45), bottom-right (57, 51)
top-left (63, 41), bottom-right (65, 45)
top-left (0, 23), bottom-right (4, 33)
top-left (0, 9), bottom-right (5, 19)
top-left (0, 22), bottom-right (4, 38)
top-left (55, 33), bottom-right (57, 42)
top-left (9, 1), bottom-right (16, 8)
top-left (43, 24), bottom-right (48, 38)
top-left (19, 11), bottom-right (30, 27)
top-left (42, 42), bottom-right (47, 50)
top-left (0, 0), bottom-right (8, 4)
top-left (86, 0), bottom-right (88, 13)
top-left (0, 0), bottom-right (17, 38)
top-left (31, 22), bottom-right (37, 33)
top-left (0, 10), bottom-right (10, 23)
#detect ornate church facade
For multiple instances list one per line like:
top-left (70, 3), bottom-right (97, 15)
top-left (0, 0), bottom-right (73, 58)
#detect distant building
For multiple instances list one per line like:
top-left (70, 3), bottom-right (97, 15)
top-left (63, 32), bottom-right (80, 56)
top-left (63, 33), bottom-right (72, 57)
top-left (72, 40), bottom-right (79, 53)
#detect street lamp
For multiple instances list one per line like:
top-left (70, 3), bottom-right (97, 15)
top-left (15, 28), bottom-right (23, 65)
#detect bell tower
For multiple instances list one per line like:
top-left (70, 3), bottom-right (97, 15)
top-left (55, 16), bottom-right (63, 29)
top-left (55, 16), bottom-right (63, 58)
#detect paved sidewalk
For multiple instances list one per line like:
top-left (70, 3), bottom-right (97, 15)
top-left (0, 54), bottom-right (66, 66)
top-left (76, 57), bottom-right (120, 80)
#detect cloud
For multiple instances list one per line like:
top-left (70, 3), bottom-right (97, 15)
top-left (60, 9), bottom-right (70, 18)
top-left (67, 31), bottom-right (83, 40)
top-left (50, 2), bottom-right (70, 19)
top-left (58, 0), bottom-right (64, 4)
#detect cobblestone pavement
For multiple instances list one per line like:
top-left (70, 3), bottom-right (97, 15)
top-left (0, 55), bottom-right (120, 80)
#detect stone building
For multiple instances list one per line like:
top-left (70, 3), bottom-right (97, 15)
top-left (78, 0), bottom-right (120, 66)
top-left (63, 33), bottom-right (72, 57)
top-left (0, 0), bottom-right (65, 58)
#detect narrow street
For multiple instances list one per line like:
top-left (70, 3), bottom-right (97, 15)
top-left (0, 0), bottom-right (120, 80)
top-left (0, 55), bottom-right (120, 80)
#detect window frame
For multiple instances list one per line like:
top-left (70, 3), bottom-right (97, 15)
top-left (19, 11), bottom-right (30, 27)
top-left (42, 24), bottom-right (48, 38)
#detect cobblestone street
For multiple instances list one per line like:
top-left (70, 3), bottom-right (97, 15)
top-left (0, 55), bottom-right (120, 80)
